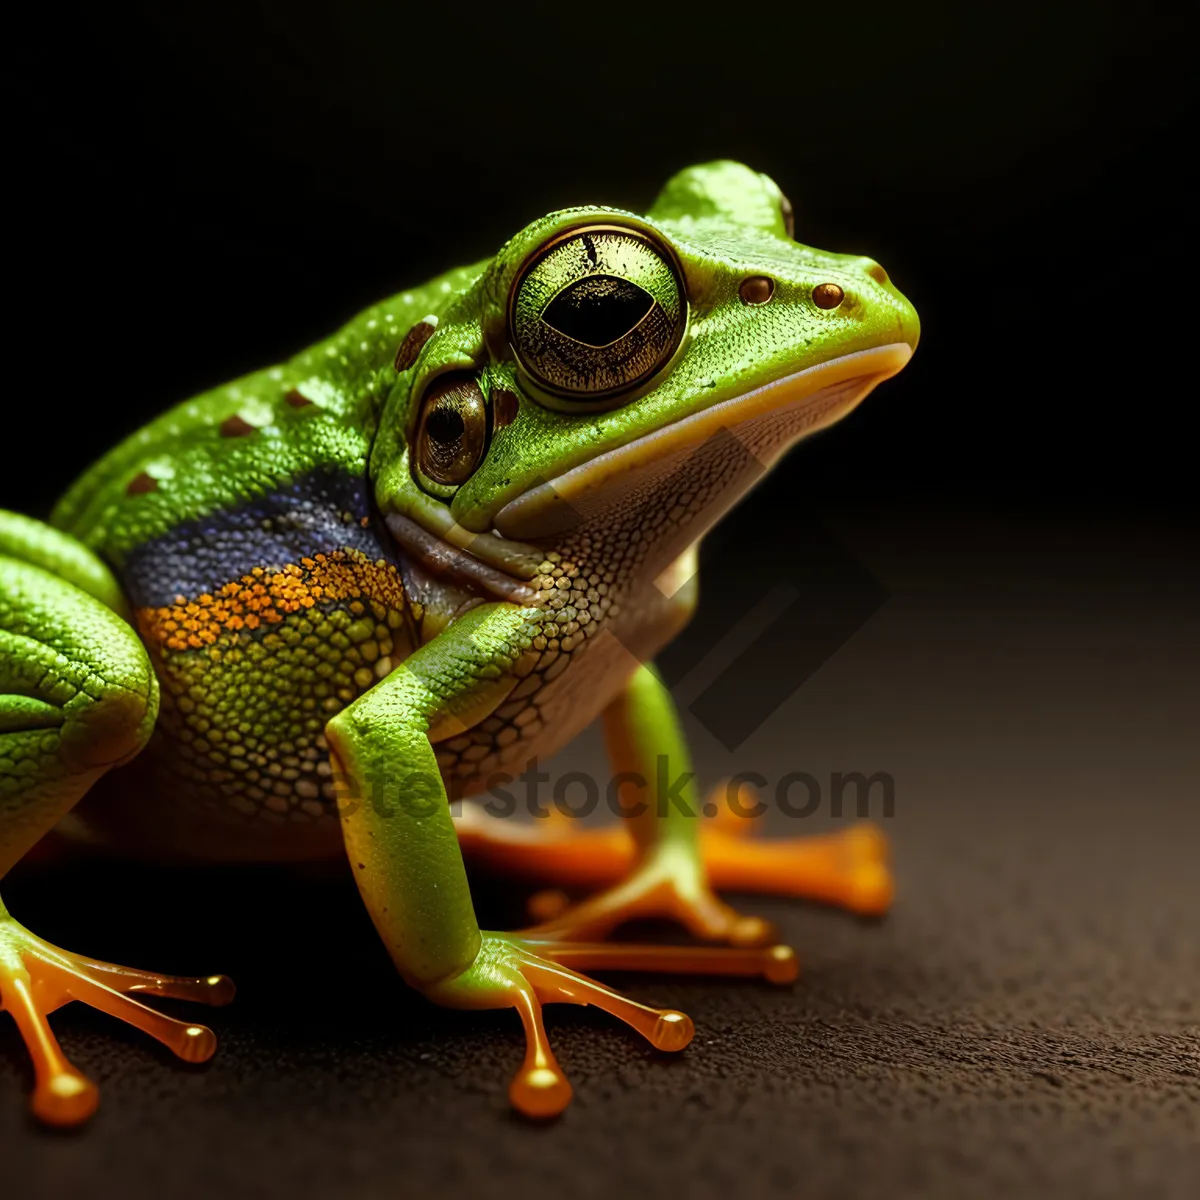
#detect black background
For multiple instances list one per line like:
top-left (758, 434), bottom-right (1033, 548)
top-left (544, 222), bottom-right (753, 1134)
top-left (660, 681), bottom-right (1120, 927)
top-left (4, 0), bottom-right (1194, 521)
top-left (4, 4), bottom-right (1199, 1198)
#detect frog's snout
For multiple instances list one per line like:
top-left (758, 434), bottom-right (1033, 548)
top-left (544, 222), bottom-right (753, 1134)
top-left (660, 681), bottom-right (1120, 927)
top-left (855, 255), bottom-right (920, 353)
top-left (860, 259), bottom-right (890, 285)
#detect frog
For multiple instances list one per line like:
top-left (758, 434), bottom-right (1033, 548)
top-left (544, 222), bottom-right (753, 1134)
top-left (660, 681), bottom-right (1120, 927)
top-left (0, 161), bottom-right (918, 1124)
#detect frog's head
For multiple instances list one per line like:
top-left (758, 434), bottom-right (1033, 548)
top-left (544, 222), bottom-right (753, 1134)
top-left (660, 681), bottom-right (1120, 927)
top-left (372, 161), bottom-right (918, 595)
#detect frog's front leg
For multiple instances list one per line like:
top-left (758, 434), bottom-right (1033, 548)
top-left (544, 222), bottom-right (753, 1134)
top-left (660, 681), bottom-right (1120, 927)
top-left (325, 603), bottom-right (794, 1118)
top-left (0, 514), bottom-right (233, 1126)
top-left (459, 663), bottom-right (892, 940)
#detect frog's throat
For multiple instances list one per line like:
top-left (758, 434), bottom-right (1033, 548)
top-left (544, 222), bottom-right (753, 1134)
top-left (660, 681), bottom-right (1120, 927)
top-left (491, 342), bottom-right (912, 542)
top-left (383, 342), bottom-right (910, 602)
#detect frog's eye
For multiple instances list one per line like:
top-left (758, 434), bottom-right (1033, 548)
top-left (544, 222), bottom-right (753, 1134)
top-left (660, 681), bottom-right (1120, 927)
top-left (508, 225), bottom-right (686, 405)
top-left (413, 372), bottom-right (488, 494)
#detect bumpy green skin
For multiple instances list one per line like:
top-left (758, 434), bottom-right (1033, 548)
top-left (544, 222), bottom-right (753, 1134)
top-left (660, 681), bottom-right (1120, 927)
top-left (372, 168), bottom-right (917, 534)
top-left (0, 528), bottom-right (156, 877)
top-left (52, 261), bottom-right (480, 559)
top-left (1, 163), bottom-right (918, 1017)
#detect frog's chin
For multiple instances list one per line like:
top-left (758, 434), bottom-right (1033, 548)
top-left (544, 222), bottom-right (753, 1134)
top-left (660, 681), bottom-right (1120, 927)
top-left (490, 342), bottom-right (912, 543)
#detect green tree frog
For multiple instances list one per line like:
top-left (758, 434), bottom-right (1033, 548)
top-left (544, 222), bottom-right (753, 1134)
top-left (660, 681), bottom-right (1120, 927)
top-left (0, 162), bottom-right (918, 1123)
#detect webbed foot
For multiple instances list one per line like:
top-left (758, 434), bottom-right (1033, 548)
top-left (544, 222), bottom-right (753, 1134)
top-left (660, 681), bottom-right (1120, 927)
top-left (455, 791), bottom-right (893, 936)
top-left (0, 904), bottom-right (233, 1125)
top-left (700, 797), bottom-right (893, 917)
top-left (428, 932), bottom-right (796, 1118)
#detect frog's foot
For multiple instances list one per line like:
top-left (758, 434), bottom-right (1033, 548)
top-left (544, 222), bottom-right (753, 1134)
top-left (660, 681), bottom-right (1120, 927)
top-left (700, 793), bottom-right (893, 917)
top-left (429, 931), bottom-right (795, 1118)
top-left (459, 805), bottom-right (766, 942)
top-left (518, 841), bottom-right (777, 946)
top-left (0, 910), bottom-right (234, 1126)
top-left (455, 795), bottom-right (893, 929)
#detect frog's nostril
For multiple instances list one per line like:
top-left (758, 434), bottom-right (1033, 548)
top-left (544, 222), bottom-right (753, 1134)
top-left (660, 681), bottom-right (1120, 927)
top-left (812, 282), bottom-right (845, 310)
top-left (739, 276), bottom-right (775, 305)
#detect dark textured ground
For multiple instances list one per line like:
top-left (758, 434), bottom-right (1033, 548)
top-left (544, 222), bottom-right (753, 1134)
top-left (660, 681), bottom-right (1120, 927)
top-left (4, 507), bottom-right (1198, 1200)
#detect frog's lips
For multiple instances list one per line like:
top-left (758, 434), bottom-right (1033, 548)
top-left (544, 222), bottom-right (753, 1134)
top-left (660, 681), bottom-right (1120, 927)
top-left (491, 342), bottom-right (912, 542)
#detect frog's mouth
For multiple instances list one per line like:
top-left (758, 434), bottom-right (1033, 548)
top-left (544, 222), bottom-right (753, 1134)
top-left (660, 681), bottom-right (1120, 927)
top-left (491, 342), bottom-right (912, 541)
top-left (384, 342), bottom-right (910, 601)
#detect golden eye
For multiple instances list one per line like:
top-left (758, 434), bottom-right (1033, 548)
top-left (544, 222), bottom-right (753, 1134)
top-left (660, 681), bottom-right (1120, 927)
top-left (413, 372), bottom-right (488, 492)
top-left (508, 225), bottom-right (686, 403)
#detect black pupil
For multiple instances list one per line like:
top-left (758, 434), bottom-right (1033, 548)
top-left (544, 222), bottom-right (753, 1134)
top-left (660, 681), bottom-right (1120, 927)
top-left (426, 405), bottom-right (465, 445)
top-left (541, 275), bottom-right (655, 347)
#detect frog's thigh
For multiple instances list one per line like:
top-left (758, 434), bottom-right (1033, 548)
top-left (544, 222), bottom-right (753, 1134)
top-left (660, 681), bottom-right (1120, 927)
top-left (0, 550), bottom-right (158, 878)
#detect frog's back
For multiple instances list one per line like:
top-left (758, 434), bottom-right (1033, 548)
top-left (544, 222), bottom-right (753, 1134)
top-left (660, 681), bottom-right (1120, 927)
top-left (52, 277), bottom-right (473, 858)
top-left (51, 278), bottom-right (469, 558)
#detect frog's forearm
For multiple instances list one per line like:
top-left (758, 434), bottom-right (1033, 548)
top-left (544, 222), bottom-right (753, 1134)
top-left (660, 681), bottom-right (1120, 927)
top-left (325, 602), bottom-right (540, 988)
top-left (328, 706), bottom-right (480, 987)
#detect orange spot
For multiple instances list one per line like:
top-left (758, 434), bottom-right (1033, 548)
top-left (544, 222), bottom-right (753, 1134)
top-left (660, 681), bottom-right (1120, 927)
top-left (137, 548), bottom-right (409, 656)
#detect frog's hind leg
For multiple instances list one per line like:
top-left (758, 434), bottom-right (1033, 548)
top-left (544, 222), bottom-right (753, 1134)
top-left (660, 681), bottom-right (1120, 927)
top-left (696, 803), bottom-right (891, 914)
top-left (0, 516), bottom-right (232, 1126)
top-left (457, 805), bottom-right (891, 918)
top-left (457, 663), bottom-right (892, 945)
